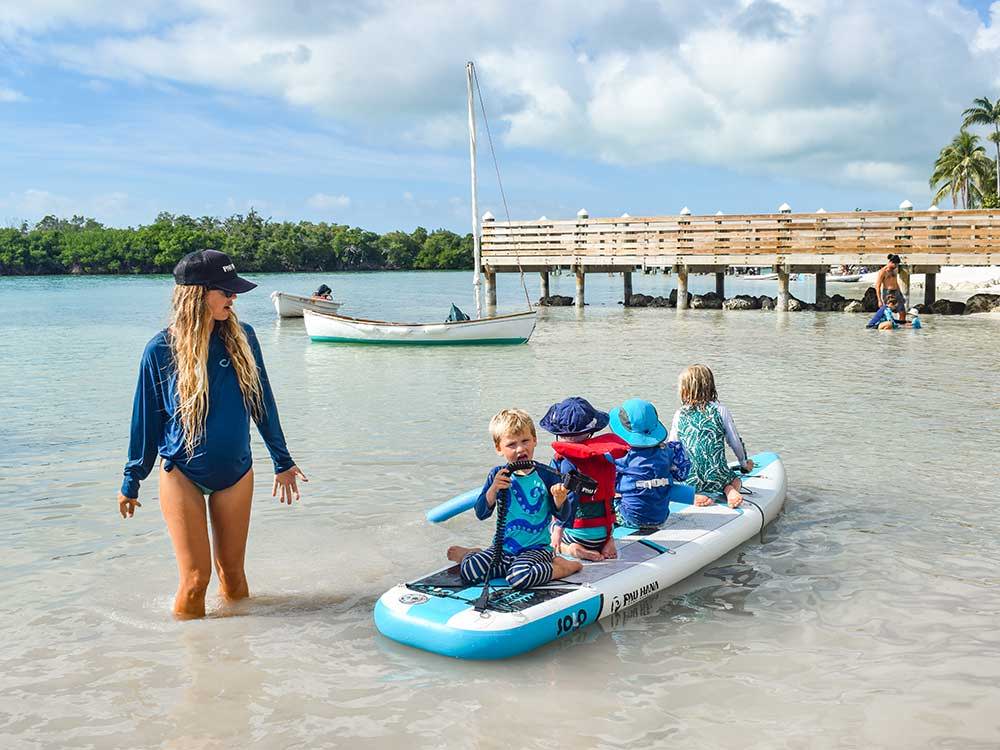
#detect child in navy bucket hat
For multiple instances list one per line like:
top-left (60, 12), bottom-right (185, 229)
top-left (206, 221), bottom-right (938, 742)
top-left (541, 397), bottom-right (629, 561)
top-left (610, 398), bottom-right (691, 529)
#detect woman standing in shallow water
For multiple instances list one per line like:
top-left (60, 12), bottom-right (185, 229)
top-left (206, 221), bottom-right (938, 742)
top-left (117, 249), bottom-right (306, 619)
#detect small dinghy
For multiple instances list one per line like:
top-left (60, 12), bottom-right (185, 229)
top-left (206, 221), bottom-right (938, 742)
top-left (827, 274), bottom-right (861, 283)
top-left (374, 452), bottom-right (786, 659)
top-left (271, 291), bottom-right (342, 318)
top-left (303, 308), bottom-right (536, 345)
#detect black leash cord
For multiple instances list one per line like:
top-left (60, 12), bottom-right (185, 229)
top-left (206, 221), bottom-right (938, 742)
top-left (741, 496), bottom-right (767, 544)
top-left (473, 483), bottom-right (509, 613)
top-left (470, 459), bottom-right (591, 614)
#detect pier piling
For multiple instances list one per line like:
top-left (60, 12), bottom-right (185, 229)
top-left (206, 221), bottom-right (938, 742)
top-left (676, 266), bottom-right (689, 310)
top-left (715, 272), bottom-right (725, 298)
top-left (899, 266), bottom-right (911, 302)
top-left (924, 272), bottom-right (936, 306)
top-left (539, 271), bottom-right (549, 300)
top-left (484, 270), bottom-right (497, 307)
top-left (777, 268), bottom-right (790, 311)
top-left (815, 272), bottom-right (826, 302)
top-left (623, 271), bottom-right (633, 306)
top-left (575, 267), bottom-right (585, 307)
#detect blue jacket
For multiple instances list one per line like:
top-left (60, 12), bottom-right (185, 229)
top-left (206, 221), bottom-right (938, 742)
top-left (121, 323), bottom-right (293, 498)
top-left (614, 444), bottom-right (679, 526)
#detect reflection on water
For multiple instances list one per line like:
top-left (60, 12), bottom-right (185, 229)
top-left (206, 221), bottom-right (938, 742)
top-left (2, 272), bottom-right (999, 749)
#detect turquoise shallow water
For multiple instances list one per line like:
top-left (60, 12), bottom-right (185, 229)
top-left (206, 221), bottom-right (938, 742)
top-left (1, 271), bottom-right (999, 749)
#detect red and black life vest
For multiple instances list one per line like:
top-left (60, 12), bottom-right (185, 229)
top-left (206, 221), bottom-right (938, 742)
top-left (552, 434), bottom-right (629, 534)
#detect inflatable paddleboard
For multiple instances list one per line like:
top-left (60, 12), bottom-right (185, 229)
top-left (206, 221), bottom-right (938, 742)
top-left (375, 452), bottom-right (787, 659)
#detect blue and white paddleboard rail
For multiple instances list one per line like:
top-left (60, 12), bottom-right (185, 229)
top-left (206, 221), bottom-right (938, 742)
top-left (378, 451), bottom-right (786, 660)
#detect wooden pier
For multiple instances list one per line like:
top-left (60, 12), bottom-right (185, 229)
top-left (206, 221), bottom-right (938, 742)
top-left (479, 209), bottom-right (999, 309)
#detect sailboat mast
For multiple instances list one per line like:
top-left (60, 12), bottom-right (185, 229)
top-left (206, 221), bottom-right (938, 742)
top-left (466, 61), bottom-right (482, 319)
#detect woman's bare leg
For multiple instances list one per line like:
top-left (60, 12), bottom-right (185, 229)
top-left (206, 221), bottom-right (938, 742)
top-left (208, 469), bottom-right (254, 602)
top-left (159, 467), bottom-right (212, 619)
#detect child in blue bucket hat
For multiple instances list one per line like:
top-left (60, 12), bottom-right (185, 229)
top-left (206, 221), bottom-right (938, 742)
top-left (541, 397), bottom-right (629, 562)
top-left (610, 398), bottom-right (691, 529)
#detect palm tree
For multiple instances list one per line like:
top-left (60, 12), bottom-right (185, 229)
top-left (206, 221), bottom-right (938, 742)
top-left (929, 130), bottom-right (994, 209)
top-left (962, 96), bottom-right (1000, 197)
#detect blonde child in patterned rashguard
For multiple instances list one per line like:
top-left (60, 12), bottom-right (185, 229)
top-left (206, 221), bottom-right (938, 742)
top-left (669, 365), bottom-right (754, 509)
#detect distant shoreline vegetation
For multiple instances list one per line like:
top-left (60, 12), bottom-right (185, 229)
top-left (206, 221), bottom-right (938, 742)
top-left (0, 210), bottom-right (474, 276)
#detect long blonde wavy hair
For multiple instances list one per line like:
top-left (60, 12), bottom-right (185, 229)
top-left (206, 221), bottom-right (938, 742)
top-left (169, 285), bottom-right (264, 457)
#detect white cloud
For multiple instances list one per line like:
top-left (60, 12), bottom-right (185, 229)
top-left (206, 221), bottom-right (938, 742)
top-left (0, 188), bottom-right (132, 222)
top-left (0, 86), bottom-right (26, 102)
top-left (973, 1), bottom-right (1000, 54)
top-left (7, 0), bottom-right (1000, 198)
top-left (82, 79), bottom-right (111, 93)
top-left (306, 192), bottom-right (350, 210)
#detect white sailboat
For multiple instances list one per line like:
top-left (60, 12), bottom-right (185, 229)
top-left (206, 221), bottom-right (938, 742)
top-left (305, 62), bottom-right (536, 346)
top-left (271, 291), bottom-right (342, 318)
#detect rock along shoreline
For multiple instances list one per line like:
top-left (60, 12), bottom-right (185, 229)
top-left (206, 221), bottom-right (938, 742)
top-left (538, 289), bottom-right (1000, 315)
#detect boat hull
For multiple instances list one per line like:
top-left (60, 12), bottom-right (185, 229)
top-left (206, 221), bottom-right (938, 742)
top-left (303, 309), bottom-right (536, 345)
top-left (271, 292), bottom-right (342, 318)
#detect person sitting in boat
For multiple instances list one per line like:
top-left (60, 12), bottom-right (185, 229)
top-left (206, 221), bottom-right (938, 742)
top-left (446, 409), bottom-right (582, 589)
top-left (311, 284), bottom-right (333, 300)
top-left (610, 399), bottom-right (689, 529)
top-left (670, 365), bottom-right (753, 508)
top-left (541, 397), bottom-right (629, 562)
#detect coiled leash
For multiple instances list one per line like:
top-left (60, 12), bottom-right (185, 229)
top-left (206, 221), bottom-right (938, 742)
top-left (472, 460), bottom-right (597, 613)
top-left (735, 467), bottom-right (767, 545)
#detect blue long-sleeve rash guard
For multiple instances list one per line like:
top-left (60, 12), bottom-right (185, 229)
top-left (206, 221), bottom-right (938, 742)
top-left (473, 465), bottom-right (575, 552)
top-left (121, 323), bottom-right (294, 499)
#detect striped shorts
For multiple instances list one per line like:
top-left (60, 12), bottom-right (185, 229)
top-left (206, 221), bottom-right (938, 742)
top-left (460, 547), bottom-right (554, 590)
top-left (561, 528), bottom-right (608, 551)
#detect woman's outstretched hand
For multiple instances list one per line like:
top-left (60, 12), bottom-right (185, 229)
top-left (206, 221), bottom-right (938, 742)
top-left (273, 465), bottom-right (308, 504)
top-left (118, 493), bottom-right (141, 519)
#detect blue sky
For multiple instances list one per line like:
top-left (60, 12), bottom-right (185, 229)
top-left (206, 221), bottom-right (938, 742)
top-left (2, 0), bottom-right (999, 232)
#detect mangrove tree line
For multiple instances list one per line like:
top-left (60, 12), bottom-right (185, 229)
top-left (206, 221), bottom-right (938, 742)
top-left (0, 210), bottom-right (474, 275)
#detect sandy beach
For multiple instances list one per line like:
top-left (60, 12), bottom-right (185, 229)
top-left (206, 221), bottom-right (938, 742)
top-left (860, 265), bottom-right (1000, 294)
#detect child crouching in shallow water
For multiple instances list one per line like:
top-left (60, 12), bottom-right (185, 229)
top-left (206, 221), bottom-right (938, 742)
top-left (446, 409), bottom-right (582, 589)
top-left (670, 364), bottom-right (753, 508)
top-left (542, 397), bottom-right (629, 562)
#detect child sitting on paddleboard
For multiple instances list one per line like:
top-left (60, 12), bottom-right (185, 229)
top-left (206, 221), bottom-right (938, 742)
top-left (541, 397), bottom-right (629, 562)
top-left (670, 365), bottom-right (753, 508)
top-left (446, 409), bottom-right (582, 589)
top-left (610, 399), bottom-right (690, 529)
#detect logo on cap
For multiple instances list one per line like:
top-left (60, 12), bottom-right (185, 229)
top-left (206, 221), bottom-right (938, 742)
top-left (222, 263), bottom-right (235, 272)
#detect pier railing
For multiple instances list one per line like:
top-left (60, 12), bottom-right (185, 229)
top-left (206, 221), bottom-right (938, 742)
top-left (481, 210), bottom-right (999, 271)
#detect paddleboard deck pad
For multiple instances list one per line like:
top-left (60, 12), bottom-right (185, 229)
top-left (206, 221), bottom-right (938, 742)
top-left (375, 452), bottom-right (786, 659)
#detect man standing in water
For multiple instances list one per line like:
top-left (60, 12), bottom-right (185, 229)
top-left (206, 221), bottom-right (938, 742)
top-left (875, 254), bottom-right (907, 321)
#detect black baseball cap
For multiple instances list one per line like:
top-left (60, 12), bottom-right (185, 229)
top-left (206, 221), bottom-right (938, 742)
top-left (173, 249), bottom-right (257, 294)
